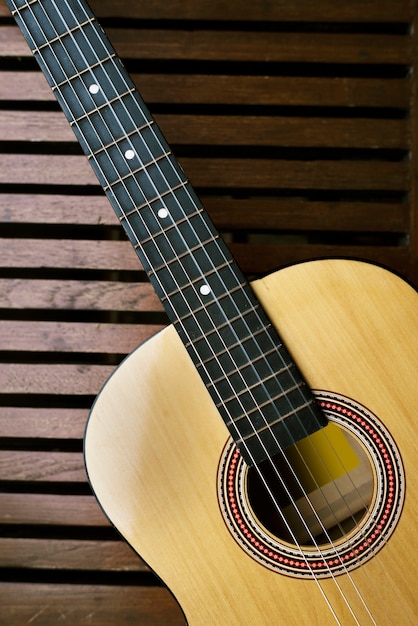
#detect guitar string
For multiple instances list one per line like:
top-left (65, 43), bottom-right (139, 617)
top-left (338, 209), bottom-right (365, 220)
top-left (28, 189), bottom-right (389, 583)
top-left (34, 0), bottom-right (368, 544)
top-left (51, 1), bottom-right (372, 547)
top-left (12, 1), bottom-right (381, 622)
top-left (18, 1), bottom-right (375, 622)
top-left (36, 4), bottom-right (414, 624)
top-left (59, 0), bottom-right (374, 574)
top-left (10, 2), bottom-right (374, 624)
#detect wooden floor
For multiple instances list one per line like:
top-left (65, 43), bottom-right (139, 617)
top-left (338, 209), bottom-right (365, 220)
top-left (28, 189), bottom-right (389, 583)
top-left (0, 0), bottom-right (417, 624)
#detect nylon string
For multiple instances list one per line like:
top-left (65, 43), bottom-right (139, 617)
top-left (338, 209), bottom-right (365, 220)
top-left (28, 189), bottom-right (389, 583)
top-left (12, 1), bottom-right (397, 623)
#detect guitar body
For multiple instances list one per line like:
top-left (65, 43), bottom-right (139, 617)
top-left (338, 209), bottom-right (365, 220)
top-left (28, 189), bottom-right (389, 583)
top-left (85, 259), bottom-right (418, 625)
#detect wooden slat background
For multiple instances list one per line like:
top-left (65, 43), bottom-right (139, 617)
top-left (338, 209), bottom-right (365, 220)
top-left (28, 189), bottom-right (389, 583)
top-left (0, 0), bottom-right (417, 624)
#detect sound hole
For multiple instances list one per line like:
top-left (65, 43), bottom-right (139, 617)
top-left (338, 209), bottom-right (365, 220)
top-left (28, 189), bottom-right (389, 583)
top-left (246, 423), bottom-right (374, 546)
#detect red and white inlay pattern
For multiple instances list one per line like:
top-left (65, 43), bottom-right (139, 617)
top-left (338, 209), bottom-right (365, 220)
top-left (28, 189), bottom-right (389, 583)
top-left (218, 391), bottom-right (405, 579)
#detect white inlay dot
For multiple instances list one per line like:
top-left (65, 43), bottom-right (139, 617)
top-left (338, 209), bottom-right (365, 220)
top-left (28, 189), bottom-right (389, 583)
top-left (157, 208), bottom-right (169, 219)
top-left (125, 149), bottom-right (136, 160)
top-left (199, 284), bottom-right (211, 296)
top-left (89, 84), bottom-right (100, 94)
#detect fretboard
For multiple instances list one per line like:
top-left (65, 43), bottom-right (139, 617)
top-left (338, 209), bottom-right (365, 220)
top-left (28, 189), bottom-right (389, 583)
top-left (8, 0), bottom-right (327, 466)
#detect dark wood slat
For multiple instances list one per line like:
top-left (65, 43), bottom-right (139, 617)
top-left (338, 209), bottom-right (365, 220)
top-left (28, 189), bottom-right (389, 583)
top-left (0, 363), bottom-right (114, 395)
top-left (0, 407), bottom-right (88, 439)
top-left (0, 450), bottom-right (86, 482)
top-left (0, 493), bottom-right (109, 526)
top-left (0, 26), bottom-right (411, 65)
top-left (0, 0), bottom-right (412, 21)
top-left (0, 72), bottom-right (409, 108)
top-left (0, 110), bottom-right (409, 149)
top-left (0, 538), bottom-right (145, 571)
top-left (207, 198), bottom-right (410, 233)
top-left (88, 0), bottom-right (412, 23)
top-left (230, 242), bottom-right (410, 276)
top-left (0, 279), bottom-right (161, 311)
top-left (0, 321), bottom-right (163, 353)
top-left (0, 583), bottom-right (186, 626)
top-left (0, 239), bottom-right (140, 271)
top-left (0, 194), bottom-right (409, 233)
top-left (0, 194), bottom-right (114, 225)
top-left (0, 154), bottom-right (409, 190)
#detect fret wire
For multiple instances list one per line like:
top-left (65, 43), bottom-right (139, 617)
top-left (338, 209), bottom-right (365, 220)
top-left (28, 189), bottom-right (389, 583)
top-left (147, 234), bottom-right (222, 271)
top-left (10, 0), bottom-right (274, 464)
top-left (171, 282), bottom-right (252, 322)
top-left (70, 87), bottom-right (136, 124)
top-left (224, 385), bottom-right (308, 424)
top-left (207, 357), bottom-right (293, 391)
top-left (159, 260), bottom-right (240, 301)
top-left (221, 370), bottom-right (301, 408)
top-left (179, 300), bottom-right (263, 339)
top-left (239, 400), bottom-right (316, 440)
top-left (122, 181), bottom-right (189, 217)
top-left (33, 17), bottom-right (96, 52)
top-left (129, 206), bottom-right (205, 233)
top-left (54, 53), bottom-right (117, 89)
top-left (100, 151), bottom-right (172, 186)
top-left (10, 4), bottom-right (373, 594)
top-left (10, 0), bottom-right (326, 468)
top-left (151, 254), bottom-right (232, 280)
top-left (88, 121), bottom-right (155, 158)
top-left (200, 342), bottom-right (285, 369)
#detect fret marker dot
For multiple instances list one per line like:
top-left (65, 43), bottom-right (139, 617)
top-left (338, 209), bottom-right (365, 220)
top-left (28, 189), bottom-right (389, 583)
top-left (125, 149), bottom-right (135, 160)
top-left (89, 84), bottom-right (100, 94)
top-left (200, 284), bottom-right (211, 296)
top-left (158, 208), bottom-right (169, 219)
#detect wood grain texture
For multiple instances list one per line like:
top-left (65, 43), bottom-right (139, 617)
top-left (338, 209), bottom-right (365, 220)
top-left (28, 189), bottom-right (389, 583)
top-left (0, 279), bottom-right (159, 310)
top-left (0, 72), bottom-right (410, 108)
top-left (0, 25), bottom-right (411, 64)
top-left (0, 194), bottom-right (409, 232)
top-left (0, 407), bottom-right (88, 439)
top-left (0, 320), bottom-right (163, 353)
top-left (0, 493), bottom-right (108, 526)
top-left (0, 450), bottom-right (86, 482)
top-left (0, 363), bottom-right (114, 395)
top-left (0, 0), bottom-right (412, 21)
top-left (1, 1), bottom-right (417, 624)
top-left (0, 110), bottom-right (409, 148)
top-left (0, 154), bottom-right (409, 189)
top-left (0, 583), bottom-right (186, 626)
top-left (0, 538), bottom-right (146, 571)
top-left (85, 259), bottom-right (418, 625)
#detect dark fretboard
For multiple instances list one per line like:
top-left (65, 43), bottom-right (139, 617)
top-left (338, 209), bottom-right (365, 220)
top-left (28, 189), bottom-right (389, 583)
top-left (8, 0), bottom-right (327, 466)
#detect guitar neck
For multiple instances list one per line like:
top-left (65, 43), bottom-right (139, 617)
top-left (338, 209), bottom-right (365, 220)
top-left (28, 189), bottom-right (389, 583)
top-left (7, 0), bottom-right (327, 464)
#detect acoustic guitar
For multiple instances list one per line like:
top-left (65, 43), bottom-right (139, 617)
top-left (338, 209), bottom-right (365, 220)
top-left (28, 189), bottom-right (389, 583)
top-left (7, 1), bottom-right (418, 624)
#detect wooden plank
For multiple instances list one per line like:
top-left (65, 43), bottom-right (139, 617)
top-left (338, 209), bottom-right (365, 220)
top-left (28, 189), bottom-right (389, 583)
top-left (0, 26), bottom-right (411, 65)
top-left (206, 199), bottom-right (410, 233)
top-left (0, 72), bottom-right (409, 108)
top-left (0, 194), bottom-right (409, 233)
top-left (0, 493), bottom-right (109, 526)
top-left (0, 583), bottom-right (186, 626)
top-left (0, 407), bottom-right (88, 439)
top-left (0, 538), bottom-right (145, 571)
top-left (0, 239), bottom-right (140, 271)
top-left (0, 450), bottom-right (86, 482)
top-left (0, 321), bottom-right (163, 353)
top-left (230, 242), bottom-right (411, 275)
top-left (0, 194), bottom-right (115, 225)
top-left (0, 154), bottom-right (409, 190)
top-left (0, 279), bottom-right (162, 311)
top-left (0, 0), bottom-right (412, 22)
top-left (0, 110), bottom-right (409, 149)
top-left (0, 363), bottom-right (114, 395)
top-left (88, 0), bottom-right (413, 23)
